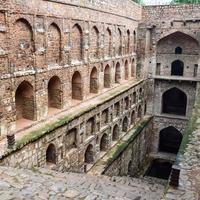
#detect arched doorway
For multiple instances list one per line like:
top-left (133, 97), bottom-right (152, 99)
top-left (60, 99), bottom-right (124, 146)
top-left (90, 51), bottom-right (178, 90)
top-left (72, 71), bottom-right (82, 100)
top-left (162, 88), bottom-right (187, 116)
top-left (90, 67), bottom-right (98, 94)
top-left (48, 76), bottom-right (62, 109)
top-left (15, 81), bottom-right (35, 121)
top-left (100, 134), bottom-right (109, 151)
top-left (171, 60), bottom-right (184, 76)
top-left (122, 117), bottom-right (128, 132)
top-left (159, 126), bottom-right (182, 154)
top-left (115, 62), bottom-right (121, 83)
top-left (104, 65), bottom-right (111, 88)
top-left (46, 143), bottom-right (56, 164)
top-left (85, 144), bottom-right (94, 164)
top-left (125, 60), bottom-right (129, 80)
top-left (113, 124), bottom-right (119, 141)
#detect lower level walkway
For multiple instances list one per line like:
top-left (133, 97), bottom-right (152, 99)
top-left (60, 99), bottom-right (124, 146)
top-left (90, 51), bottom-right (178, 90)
top-left (0, 166), bottom-right (165, 200)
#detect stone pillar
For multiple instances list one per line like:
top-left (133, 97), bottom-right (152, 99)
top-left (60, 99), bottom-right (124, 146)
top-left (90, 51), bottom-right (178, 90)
top-left (144, 27), bottom-right (152, 79)
top-left (169, 165), bottom-right (180, 187)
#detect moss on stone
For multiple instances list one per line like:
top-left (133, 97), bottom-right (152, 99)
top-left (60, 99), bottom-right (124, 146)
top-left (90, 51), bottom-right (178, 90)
top-left (176, 88), bottom-right (200, 164)
top-left (103, 116), bottom-right (152, 172)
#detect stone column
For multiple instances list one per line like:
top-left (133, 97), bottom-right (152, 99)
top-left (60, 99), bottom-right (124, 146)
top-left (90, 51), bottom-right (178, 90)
top-left (144, 26), bottom-right (152, 79)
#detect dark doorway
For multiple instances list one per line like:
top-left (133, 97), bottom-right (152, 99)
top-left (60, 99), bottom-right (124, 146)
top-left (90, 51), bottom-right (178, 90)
top-left (162, 88), bottom-right (187, 116)
top-left (171, 60), bottom-right (184, 76)
top-left (146, 159), bottom-right (173, 180)
top-left (46, 144), bottom-right (56, 164)
top-left (159, 126), bottom-right (182, 154)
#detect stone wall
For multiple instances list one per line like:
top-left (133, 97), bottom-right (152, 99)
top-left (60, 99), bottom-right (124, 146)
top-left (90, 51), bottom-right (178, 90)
top-left (103, 118), bottom-right (153, 177)
top-left (0, 81), bottom-right (147, 173)
top-left (0, 0), bottom-right (141, 136)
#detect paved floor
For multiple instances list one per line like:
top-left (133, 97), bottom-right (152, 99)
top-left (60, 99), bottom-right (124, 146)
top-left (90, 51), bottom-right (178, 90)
top-left (0, 166), bottom-right (165, 200)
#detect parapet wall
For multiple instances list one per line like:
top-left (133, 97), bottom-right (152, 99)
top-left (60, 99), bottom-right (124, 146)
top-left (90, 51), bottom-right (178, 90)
top-left (142, 4), bottom-right (200, 23)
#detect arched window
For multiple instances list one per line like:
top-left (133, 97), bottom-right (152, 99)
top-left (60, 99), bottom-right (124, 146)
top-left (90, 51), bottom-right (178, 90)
top-left (113, 124), bottom-right (119, 141)
top-left (72, 71), bottom-right (82, 100)
top-left (85, 144), bottom-right (94, 164)
top-left (100, 134), bottom-right (109, 151)
top-left (47, 23), bottom-right (61, 64)
top-left (175, 47), bottom-right (182, 54)
top-left (46, 144), bottom-right (56, 164)
top-left (90, 67), bottom-right (98, 94)
top-left (71, 24), bottom-right (83, 61)
top-left (131, 110), bottom-right (135, 125)
top-left (48, 76), bottom-right (62, 110)
top-left (126, 30), bottom-right (130, 54)
top-left (15, 81), bottom-right (35, 121)
top-left (104, 65), bottom-right (111, 88)
top-left (171, 60), bottom-right (184, 76)
top-left (115, 62), bottom-right (121, 83)
top-left (159, 126), bottom-right (182, 154)
top-left (162, 88), bottom-right (187, 116)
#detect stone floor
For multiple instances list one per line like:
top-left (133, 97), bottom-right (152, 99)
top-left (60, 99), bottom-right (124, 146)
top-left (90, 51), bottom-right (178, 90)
top-left (0, 166), bottom-right (165, 200)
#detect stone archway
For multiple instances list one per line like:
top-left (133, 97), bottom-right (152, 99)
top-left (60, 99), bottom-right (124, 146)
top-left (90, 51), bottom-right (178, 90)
top-left (104, 65), bottom-right (111, 88)
top-left (85, 144), bottom-right (94, 164)
top-left (159, 126), bottom-right (182, 154)
top-left (15, 81), bottom-right (35, 121)
top-left (162, 87), bottom-right (187, 116)
top-left (115, 62), bottom-right (121, 83)
top-left (125, 60), bottom-right (129, 80)
top-left (72, 71), bottom-right (82, 100)
top-left (46, 143), bottom-right (56, 164)
top-left (113, 124), bottom-right (119, 141)
top-left (100, 134), bottom-right (109, 151)
top-left (122, 117), bottom-right (128, 132)
top-left (90, 67), bottom-right (98, 94)
top-left (48, 76), bottom-right (62, 110)
top-left (171, 60), bottom-right (184, 76)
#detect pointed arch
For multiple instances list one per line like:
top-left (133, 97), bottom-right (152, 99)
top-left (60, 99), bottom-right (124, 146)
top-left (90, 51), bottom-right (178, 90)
top-left (131, 59), bottom-right (135, 77)
top-left (105, 28), bottom-right (112, 57)
top-left (162, 87), bottom-right (187, 116)
top-left (122, 117), bottom-right (128, 132)
top-left (85, 144), bottom-right (94, 164)
top-left (90, 26), bottom-right (99, 59)
top-left (117, 28), bottom-right (122, 56)
top-left (159, 126), bottom-right (182, 154)
top-left (46, 143), bottom-right (56, 164)
top-left (171, 60), bottom-right (184, 76)
top-left (125, 60), bottom-right (129, 80)
top-left (113, 124), bottom-right (119, 141)
top-left (72, 71), bottom-right (83, 100)
top-left (71, 24), bottom-right (83, 61)
top-left (126, 30), bottom-right (130, 54)
top-left (100, 133), bottom-right (109, 151)
top-left (115, 62), bottom-right (121, 83)
top-left (104, 64), bottom-right (111, 88)
top-left (14, 18), bottom-right (34, 69)
top-left (15, 81), bottom-right (35, 121)
top-left (90, 67), bottom-right (98, 94)
top-left (47, 23), bottom-right (61, 64)
top-left (48, 76), bottom-right (62, 109)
